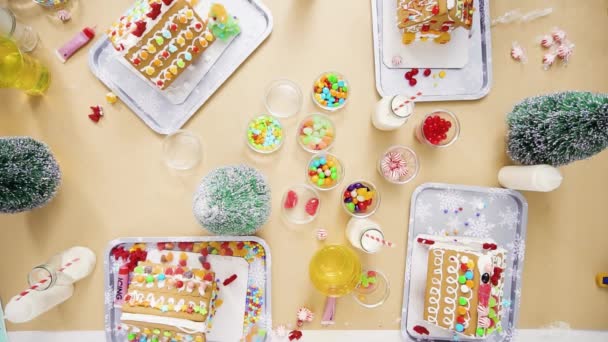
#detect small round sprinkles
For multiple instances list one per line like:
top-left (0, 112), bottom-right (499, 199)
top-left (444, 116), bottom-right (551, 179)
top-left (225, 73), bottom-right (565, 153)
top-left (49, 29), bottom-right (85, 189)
top-left (247, 115), bottom-right (284, 153)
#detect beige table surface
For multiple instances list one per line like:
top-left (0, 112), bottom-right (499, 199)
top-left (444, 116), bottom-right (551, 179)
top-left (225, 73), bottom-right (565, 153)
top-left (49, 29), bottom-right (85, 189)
top-left (1, 0), bottom-right (607, 333)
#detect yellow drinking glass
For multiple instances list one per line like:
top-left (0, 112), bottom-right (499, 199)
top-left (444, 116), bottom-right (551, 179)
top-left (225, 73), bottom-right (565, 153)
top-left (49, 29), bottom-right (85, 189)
top-left (309, 244), bottom-right (361, 297)
top-left (0, 36), bottom-right (50, 95)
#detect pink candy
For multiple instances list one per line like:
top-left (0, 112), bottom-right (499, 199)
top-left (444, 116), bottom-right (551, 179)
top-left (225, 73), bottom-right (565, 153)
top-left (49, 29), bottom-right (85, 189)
top-left (551, 27), bottom-right (567, 43)
top-left (540, 35), bottom-right (553, 48)
top-left (542, 53), bottom-right (557, 69)
top-left (510, 42), bottom-right (526, 63)
top-left (556, 43), bottom-right (574, 61)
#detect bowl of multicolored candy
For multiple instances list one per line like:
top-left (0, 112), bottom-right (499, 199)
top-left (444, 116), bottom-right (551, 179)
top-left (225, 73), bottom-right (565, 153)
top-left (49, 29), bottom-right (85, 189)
top-left (297, 113), bottom-right (336, 153)
top-left (246, 114), bottom-right (284, 154)
top-left (281, 184), bottom-right (321, 225)
top-left (312, 71), bottom-right (349, 112)
top-left (341, 180), bottom-right (380, 218)
top-left (306, 153), bottom-right (344, 191)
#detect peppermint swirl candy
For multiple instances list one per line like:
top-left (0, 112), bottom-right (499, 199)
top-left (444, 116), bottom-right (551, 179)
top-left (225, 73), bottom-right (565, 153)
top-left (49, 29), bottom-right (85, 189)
top-left (478, 316), bottom-right (491, 328)
top-left (477, 305), bottom-right (490, 317)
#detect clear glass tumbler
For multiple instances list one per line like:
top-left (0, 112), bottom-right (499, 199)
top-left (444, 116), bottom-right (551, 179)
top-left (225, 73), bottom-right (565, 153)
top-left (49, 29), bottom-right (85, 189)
top-left (0, 35), bottom-right (50, 95)
top-left (0, 8), bottom-right (39, 52)
top-left (162, 130), bottom-right (203, 170)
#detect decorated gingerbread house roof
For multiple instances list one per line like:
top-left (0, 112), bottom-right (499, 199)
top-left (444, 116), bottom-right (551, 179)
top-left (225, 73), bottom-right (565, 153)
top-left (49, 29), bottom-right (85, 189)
top-left (398, 0), bottom-right (474, 31)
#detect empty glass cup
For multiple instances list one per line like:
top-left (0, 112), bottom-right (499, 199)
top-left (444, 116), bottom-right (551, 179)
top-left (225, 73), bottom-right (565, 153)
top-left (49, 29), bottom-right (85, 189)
top-left (162, 130), bottom-right (203, 170)
top-left (0, 8), bottom-right (39, 52)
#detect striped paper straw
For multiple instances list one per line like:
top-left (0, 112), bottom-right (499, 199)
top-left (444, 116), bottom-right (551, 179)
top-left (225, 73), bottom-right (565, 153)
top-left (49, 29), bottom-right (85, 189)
top-left (393, 91), bottom-right (423, 111)
top-left (364, 233), bottom-right (396, 248)
top-left (16, 258), bottom-right (80, 301)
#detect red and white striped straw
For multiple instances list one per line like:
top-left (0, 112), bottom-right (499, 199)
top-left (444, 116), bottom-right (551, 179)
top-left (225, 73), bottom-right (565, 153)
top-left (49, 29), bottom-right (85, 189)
top-left (364, 233), bottom-right (396, 248)
top-left (15, 258), bottom-right (81, 301)
top-left (393, 91), bottom-right (423, 110)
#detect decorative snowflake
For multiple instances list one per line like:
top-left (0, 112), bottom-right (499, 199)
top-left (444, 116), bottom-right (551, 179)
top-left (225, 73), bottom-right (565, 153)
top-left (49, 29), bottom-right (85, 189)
top-left (415, 200), bottom-right (432, 223)
top-left (248, 258), bottom-right (266, 289)
top-left (436, 190), bottom-right (466, 212)
top-left (427, 225), bottom-right (447, 236)
top-left (469, 197), bottom-right (487, 211)
top-left (514, 288), bottom-right (522, 307)
top-left (405, 256), bottom-right (413, 282)
top-left (446, 215), bottom-right (462, 231)
top-left (512, 267), bottom-right (524, 282)
top-left (498, 206), bottom-right (520, 231)
top-left (507, 234), bottom-right (526, 262)
top-left (500, 302), bottom-right (513, 318)
top-left (270, 324), bottom-right (289, 342)
top-left (110, 258), bottom-right (124, 271)
top-left (104, 290), bottom-right (113, 306)
top-left (463, 214), bottom-right (495, 238)
top-left (500, 327), bottom-right (519, 341)
top-left (487, 188), bottom-right (511, 203)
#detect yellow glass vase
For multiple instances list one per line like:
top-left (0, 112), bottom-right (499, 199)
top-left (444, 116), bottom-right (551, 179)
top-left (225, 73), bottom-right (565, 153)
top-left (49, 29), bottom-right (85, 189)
top-left (0, 36), bottom-right (50, 95)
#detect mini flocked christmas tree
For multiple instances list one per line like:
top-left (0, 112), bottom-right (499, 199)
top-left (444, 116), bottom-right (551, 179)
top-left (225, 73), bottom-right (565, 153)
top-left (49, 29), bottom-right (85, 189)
top-left (0, 137), bottom-right (62, 213)
top-left (506, 91), bottom-right (608, 166)
top-left (193, 164), bottom-right (271, 236)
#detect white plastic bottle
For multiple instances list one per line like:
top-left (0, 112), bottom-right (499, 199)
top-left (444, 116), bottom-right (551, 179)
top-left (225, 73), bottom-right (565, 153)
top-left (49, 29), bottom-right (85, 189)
top-left (498, 165), bottom-right (563, 192)
top-left (346, 217), bottom-right (384, 254)
top-left (372, 95), bottom-right (414, 131)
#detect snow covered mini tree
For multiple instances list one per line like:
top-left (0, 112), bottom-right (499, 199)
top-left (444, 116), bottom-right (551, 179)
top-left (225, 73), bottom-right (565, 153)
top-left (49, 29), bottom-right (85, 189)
top-left (0, 137), bottom-right (62, 213)
top-left (506, 91), bottom-right (608, 166)
top-left (193, 164), bottom-right (271, 236)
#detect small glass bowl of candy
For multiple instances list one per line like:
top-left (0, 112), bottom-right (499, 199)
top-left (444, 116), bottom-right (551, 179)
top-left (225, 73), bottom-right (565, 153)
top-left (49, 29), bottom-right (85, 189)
top-left (306, 153), bottom-right (344, 191)
top-left (415, 109), bottom-right (460, 147)
top-left (246, 114), bottom-right (284, 154)
top-left (297, 113), bottom-right (336, 153)
top-left (311, 71), bottom-right (349, 112)
top-left (281, 184), bottom-right (321, 225)
top-left (352, 269), bottom-right (390, 308)
top-left (341, 180), bottom-right (380, 218)
top-left (377, 145), bottom-right (419, 184)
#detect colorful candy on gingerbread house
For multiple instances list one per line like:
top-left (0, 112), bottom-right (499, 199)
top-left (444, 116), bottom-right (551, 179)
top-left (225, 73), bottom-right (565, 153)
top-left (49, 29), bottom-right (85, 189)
top-left (397, 0), bottom-right (475, 45)
top-left (418, 234), bottom-right (507, 338)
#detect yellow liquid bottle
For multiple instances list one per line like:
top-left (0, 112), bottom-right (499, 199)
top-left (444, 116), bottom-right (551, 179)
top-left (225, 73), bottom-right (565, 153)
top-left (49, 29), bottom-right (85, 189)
top-left (0, 36), bottom-right (50, 95)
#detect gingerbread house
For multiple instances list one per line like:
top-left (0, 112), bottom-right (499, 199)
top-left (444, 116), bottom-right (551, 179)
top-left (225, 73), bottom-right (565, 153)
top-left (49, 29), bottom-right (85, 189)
top-left (419, 234), bottom-right (507, 338)
top-left (397, 0), bottom-right (474, 44)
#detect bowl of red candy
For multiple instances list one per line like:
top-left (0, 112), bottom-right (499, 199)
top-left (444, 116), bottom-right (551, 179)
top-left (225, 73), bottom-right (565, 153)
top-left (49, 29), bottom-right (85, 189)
top-left (415, 110), bottom-right (460, 147)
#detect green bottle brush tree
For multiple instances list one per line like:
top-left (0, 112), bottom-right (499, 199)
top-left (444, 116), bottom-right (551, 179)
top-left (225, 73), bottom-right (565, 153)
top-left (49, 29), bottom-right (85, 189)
top-left (506, 91), bottom-right (608, 166)
top-left (0, 137), bottom-right (62, 213)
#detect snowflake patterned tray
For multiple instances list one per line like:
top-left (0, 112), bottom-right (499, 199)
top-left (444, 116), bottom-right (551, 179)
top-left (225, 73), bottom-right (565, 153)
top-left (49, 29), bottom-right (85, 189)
top-left (104, 236), bottom-right (271, 342)
top-left (89, 0), bottom-right (273, 134)
top-left (401, 183), bottom-right (528, 342)
top-left (371, 0), bottom-right (492, 101)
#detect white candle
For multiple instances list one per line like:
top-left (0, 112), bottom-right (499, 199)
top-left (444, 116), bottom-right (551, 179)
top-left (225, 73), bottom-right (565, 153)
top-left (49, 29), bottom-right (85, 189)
top-left (372, 95), bottom-right (414, 131)
top-left (498, 165), bottom-right (563, 192)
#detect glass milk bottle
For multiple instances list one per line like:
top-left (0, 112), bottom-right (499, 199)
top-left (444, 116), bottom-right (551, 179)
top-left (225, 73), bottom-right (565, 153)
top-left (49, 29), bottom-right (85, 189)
top-left (372, 95), bottom-right (415, 131)
top-left (346, 217), bottom-right (384, 254)
top-left (4, 247), bottom-right (96, 323)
